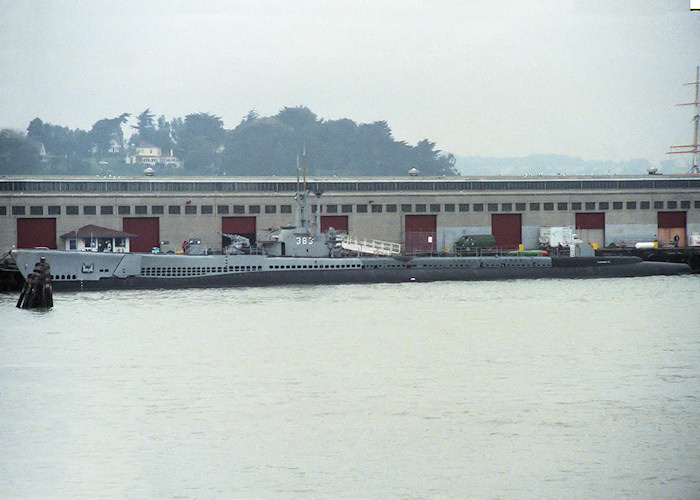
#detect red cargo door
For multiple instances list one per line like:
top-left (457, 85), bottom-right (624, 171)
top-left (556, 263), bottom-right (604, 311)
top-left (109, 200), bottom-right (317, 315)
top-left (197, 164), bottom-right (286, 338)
top-left (321, 215), bottom-right (348, 232)
top-left (405, 215), bottom-right (437, 253)
top-left (17, 218), bottom-right (57, 249)
top-left (123, 218), bottom-right (159, 253)
top-left (491, 214), bottom-right (521, 249)
top-left (575, 212), bottom-right (605, 248)
top-left (658, 211), bottom-right (686, 246)
top-left (222, 216), bottom-right (256, 245)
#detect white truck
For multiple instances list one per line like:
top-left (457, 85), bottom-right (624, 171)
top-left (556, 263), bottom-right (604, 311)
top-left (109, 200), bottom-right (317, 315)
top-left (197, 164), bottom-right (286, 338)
top-left (539, 226), bottom-right (582, 249)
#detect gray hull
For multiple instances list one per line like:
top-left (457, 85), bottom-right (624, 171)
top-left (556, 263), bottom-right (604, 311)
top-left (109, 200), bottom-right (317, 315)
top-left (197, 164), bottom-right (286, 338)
top-left (10, 249), bottom-right (692, 291)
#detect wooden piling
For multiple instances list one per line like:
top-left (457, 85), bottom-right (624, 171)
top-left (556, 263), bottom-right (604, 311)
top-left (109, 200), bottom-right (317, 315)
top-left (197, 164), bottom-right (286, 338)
top-left (16, 257), bottom-right (53, 309)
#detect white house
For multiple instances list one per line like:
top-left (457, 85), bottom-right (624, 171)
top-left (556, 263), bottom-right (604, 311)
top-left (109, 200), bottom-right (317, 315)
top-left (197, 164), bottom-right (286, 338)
top-left (126, 142), bottom-right (182, 168)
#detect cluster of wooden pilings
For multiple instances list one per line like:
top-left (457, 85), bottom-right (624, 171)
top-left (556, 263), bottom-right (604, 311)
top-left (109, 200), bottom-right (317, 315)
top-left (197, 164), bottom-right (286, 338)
top-left (16, 257), bottom-right (53, 309)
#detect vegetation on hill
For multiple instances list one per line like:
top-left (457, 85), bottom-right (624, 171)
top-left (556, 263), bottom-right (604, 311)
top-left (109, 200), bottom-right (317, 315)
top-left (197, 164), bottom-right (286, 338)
top-left (0, 106), bottom-right (458, 177)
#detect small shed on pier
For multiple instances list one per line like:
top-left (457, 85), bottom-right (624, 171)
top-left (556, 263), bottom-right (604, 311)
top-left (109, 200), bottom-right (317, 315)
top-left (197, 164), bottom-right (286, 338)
top-left (60, 225), bottom-right (138, 252)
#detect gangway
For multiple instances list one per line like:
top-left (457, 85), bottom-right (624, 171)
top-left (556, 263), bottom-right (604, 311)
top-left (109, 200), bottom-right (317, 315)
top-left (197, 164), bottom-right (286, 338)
top-left (339, 234), bottom-right (403, 256)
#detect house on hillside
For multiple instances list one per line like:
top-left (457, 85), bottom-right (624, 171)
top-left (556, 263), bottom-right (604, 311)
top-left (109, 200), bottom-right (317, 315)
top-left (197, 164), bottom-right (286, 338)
top-left (125, 142), bottom-right (182, 168)
top-left (108, 139), bottom-right (123, 154)
top-left (28, 140), bottom-right (48, 163)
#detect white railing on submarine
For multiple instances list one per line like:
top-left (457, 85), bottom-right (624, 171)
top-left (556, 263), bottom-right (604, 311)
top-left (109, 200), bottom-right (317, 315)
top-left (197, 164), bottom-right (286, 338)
top-left (339, 234), bottom-right (403, 256)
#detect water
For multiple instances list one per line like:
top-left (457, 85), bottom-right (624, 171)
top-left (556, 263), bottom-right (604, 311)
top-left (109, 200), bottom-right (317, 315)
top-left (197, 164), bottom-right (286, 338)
top-left (1, 276), bottom-right (699, 498)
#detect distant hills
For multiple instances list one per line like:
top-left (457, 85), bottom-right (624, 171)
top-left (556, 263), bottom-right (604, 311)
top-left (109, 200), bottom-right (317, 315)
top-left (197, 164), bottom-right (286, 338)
top-left (453, 154), bottom-right (687, 177)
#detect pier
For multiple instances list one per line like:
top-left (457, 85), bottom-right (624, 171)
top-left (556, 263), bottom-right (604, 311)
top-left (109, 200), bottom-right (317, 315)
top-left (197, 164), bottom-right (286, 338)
top-left (597, 246), bottom-right (700, 272)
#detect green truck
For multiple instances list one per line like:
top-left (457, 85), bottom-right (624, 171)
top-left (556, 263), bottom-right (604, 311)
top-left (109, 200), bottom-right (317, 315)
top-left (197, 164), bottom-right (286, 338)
top-left (454, 234), bottom-right (496, 254)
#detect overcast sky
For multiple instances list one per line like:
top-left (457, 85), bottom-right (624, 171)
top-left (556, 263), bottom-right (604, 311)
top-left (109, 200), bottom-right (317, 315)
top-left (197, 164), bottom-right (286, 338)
top-left (1, 0), bottom-right (698, 164)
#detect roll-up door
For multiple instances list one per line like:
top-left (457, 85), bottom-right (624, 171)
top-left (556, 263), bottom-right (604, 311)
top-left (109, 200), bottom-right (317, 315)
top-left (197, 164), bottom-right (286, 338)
top-left (405, 215), bottom-right (437, 253)
top-left (575, 212), bottom-right (605, 248)
top-left (222, 216), bottom-right (257, 246)
top-left (123, 218), bottom-right (160, 253)
top-left (657, 211), bottom-right (686, 246)
top-left (321, 215), bottom-right (348, 233)
top-left (17, 218), bottom-right (57, 249)
top-left (491, 214), bottom-right (521, 249)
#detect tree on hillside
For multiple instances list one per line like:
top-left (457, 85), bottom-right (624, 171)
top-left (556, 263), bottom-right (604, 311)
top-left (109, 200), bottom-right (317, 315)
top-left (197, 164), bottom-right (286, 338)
top-left (177, 113), bottom-right (225, 173)
top-left (222, 116), bottom-right (295, 176)
top-left (90, 113), bottom-right (129, 155)
top-left (129, 108), bottom-right (158, 148)
top-left (412, 139), bottom-right (458, 176)
top-left (0, 129), bottom-right (42, 174)
top-left (25, 118), bottom-right (92, 172)
top-left (134, 109), bottom-right (155, 136)
top-left (275, 106), bottom-right (318, 131)
top-left (153, 115), bottom-right (174, 152)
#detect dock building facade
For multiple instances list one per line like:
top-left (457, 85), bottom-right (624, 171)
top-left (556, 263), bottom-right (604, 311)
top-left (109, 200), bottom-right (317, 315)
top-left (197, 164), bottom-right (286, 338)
top-left (1, 175), bottom-right (699, 255)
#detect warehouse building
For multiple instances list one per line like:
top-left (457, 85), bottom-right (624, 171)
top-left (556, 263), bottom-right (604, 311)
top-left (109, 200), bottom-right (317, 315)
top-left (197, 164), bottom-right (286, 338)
top-left (1, 175), bottom-right (699, 255)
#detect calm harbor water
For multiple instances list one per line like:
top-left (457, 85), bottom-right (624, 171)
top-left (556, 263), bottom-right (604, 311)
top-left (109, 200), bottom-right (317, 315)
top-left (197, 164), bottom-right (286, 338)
top-left (1, 276), bottom-right (699, 498)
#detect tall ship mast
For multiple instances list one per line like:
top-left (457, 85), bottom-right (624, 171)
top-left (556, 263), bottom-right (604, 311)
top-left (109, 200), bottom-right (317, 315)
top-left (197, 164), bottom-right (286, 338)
top-left (669, 65), bottom-right (700, 173)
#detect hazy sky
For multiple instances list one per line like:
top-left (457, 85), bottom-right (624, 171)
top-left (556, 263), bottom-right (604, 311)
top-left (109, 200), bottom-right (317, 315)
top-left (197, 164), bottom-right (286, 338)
top-left (1, 0), bottom-right (698, 163)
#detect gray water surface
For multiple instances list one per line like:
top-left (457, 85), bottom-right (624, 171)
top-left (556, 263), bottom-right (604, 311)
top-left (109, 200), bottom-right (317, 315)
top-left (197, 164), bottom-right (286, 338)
top-left (1, 276), bottom-right (699, 498)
